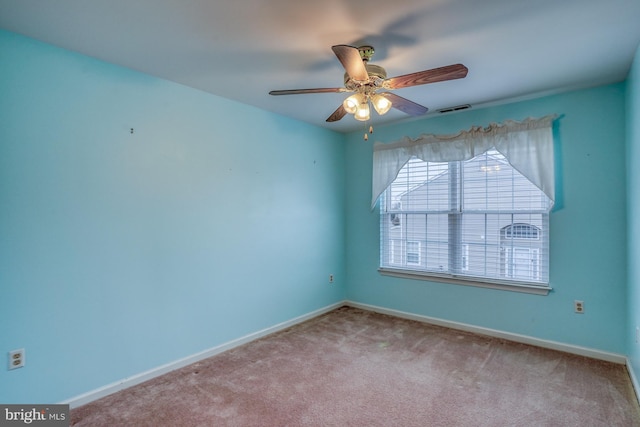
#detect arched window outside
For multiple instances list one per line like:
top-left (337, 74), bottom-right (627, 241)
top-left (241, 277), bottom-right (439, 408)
top-left (501, 224), bottom-right (540, 240)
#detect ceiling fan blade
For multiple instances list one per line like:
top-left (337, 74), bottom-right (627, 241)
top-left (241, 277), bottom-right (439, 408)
top-left (269, 88), bottom-right (344, 95)
top-left (331, 45), bottom-right (369, 82)
top-left (385, 64), bottom-right (468, 90)
top-left (381, 92), bottom-right (428, 116)
top-left (326, 105), bottom-right (347, 122)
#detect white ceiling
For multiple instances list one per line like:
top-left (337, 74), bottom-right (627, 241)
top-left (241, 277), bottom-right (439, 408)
top-left (1, 0), bottom-right (639, 133)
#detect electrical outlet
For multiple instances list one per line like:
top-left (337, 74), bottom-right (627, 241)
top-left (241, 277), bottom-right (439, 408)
top-left (9, 349), bottom-right (25, 370)
top-left (329, 274), bottom-right (334, 283)
top-left (574, 300), bottom-right (584, 314)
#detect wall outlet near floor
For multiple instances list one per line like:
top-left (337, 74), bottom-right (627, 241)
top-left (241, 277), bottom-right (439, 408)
top-left (8, 349), bottom-right (25, 370)
top-left (329, 274), bottom-right (334, 284)
top-left (574, 300), bottom-right (584, 314)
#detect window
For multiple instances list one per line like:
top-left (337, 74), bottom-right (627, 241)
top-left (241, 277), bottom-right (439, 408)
top-left (380, 149), bottom-right (551, 290)
top-left (406, 241), bottom-right (421, 265)
top-left (502, 224), bottom-right (540, 240)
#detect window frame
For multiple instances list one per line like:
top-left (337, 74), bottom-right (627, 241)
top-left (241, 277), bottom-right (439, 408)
top-left (378, 151), bottom-right (552, 296)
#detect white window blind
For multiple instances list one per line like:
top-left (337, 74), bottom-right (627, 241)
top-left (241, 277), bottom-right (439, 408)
top-left (380, 149), bottom-right (551, 287)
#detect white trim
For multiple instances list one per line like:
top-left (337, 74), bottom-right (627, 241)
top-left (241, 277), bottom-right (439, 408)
top-left (345, 301), bottom-right (627, 364)
top-left (378, 268), bottom-right (552, 296)
top-left (62, 299), bottom-right (631, 409)
top-left (628, 358), bottom-right (640, 406)
top-left (62, 301), bottom-right (346, 408)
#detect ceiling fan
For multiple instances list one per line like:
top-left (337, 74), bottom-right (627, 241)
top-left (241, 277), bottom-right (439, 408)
top-left (269, 45), bottom-right (468, 125)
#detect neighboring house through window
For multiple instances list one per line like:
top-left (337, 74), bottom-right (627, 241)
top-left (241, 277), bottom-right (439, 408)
top-left (500, 224), bottom-right (542, 281)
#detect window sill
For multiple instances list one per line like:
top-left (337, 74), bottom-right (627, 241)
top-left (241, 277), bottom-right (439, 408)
top-left (378, 268), bottom-right (552, 296)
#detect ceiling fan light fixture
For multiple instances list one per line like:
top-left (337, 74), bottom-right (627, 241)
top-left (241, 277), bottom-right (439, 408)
top-left (371, 93), bottom-right (392, 115)
top-left (354, 100), bottom-right (370, 121)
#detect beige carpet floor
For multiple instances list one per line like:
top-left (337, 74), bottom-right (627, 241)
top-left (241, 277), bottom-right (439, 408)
top-left (71, 306), bottom-right (640, 426)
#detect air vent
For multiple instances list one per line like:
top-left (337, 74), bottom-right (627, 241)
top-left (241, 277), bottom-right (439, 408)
top-left (437, 104), bottom-right (471, 114)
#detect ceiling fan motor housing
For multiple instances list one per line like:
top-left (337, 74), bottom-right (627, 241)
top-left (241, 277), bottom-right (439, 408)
top-left (344, 63), bottom-right (387, 89)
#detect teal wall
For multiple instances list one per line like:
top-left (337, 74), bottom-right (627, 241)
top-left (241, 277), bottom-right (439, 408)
top-left (627, 42), bottom-right (640, 386)
top-left (0, 30), bottom-right (347, 403)
top-left (346, 84), bottom-right (628, 354)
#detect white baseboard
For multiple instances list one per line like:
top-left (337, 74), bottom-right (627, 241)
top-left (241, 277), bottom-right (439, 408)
top-left (62, 301), bottom-right (346, 408)
top-left (345, 301), bottom-right (628, 364)
top-left (628, 358), bottom-right (640, 406)
top-left (63, 299), bottom-right (631, 409)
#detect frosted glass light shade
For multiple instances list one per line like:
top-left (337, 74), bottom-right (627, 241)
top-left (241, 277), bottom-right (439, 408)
top-left (343, 93), bottom-right (364, 114)
top-left (371, 94), bottom-right (392, 115)
top-left (354, 101), bottom-right (370, 121)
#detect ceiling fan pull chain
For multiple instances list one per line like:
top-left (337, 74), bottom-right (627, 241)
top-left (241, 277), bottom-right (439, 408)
top-left (363, 121), bottom-right (371, 141)
top-left (363, 123), bottom-right (375, 140)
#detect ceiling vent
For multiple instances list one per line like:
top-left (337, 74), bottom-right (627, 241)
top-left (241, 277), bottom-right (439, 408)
top-left (437, 104), bottom-right (471, 114)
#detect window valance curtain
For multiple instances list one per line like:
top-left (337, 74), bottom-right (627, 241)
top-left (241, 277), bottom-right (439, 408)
top-left (371, 114), bottom-right (557, 209)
